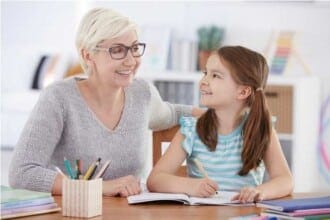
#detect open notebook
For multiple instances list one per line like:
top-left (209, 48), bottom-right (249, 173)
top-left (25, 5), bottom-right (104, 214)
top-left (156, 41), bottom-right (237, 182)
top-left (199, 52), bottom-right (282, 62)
top-left (127, 189), bottom-right (252, 206)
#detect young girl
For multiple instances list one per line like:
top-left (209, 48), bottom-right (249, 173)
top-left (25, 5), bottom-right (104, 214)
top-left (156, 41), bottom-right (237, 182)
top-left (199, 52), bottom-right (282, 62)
top-left (147, 46), bottom-right (294, 203)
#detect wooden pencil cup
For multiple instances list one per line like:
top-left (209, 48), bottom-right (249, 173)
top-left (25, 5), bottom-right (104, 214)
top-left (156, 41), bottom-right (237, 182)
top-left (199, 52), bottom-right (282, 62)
top-left (62, 178), bottom-right (102, 218)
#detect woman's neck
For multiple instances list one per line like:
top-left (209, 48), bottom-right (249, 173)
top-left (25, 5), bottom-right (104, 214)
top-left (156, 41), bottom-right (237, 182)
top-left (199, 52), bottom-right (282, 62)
top-left (80, 75), bottom-right (124, 112)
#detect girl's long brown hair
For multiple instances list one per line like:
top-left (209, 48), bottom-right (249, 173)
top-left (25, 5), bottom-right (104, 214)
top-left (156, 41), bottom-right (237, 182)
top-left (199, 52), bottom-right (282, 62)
top-left (196, 46), bottom-right (272, 176)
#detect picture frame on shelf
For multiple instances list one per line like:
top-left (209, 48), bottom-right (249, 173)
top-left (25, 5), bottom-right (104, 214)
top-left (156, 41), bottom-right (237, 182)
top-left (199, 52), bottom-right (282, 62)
top-left (139, 26), bottom-right (171, 72)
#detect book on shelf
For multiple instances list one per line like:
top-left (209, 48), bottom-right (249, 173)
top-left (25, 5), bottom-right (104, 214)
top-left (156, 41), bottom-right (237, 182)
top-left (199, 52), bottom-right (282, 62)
top-left (167, 82), bottom-right (177, 103)
top-left (256, 196), bottom-right (330, 212)
top-left (1, 185), bottom-right (60, 219)
top-left (127, 190), bottom-right (253, 206)
top-left (169, 38), bottom-right (198, 72)
top-left (154, 81), bottom-right (196, 105)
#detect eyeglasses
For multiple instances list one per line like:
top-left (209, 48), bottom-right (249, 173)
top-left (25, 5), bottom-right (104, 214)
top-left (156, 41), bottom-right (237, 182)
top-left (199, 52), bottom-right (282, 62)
top-left (94, 43), bottom-right (146, 60)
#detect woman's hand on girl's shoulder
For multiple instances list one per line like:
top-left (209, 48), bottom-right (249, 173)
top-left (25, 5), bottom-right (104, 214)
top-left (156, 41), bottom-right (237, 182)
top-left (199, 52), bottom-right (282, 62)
top-left (191, 107), bottom-right (206, 118)
top-left (103, 175), bottom-right (141, 197)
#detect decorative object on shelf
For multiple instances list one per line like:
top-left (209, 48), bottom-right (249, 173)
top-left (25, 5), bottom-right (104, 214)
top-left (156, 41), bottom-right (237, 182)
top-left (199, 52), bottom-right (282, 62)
top-left (270, 31), bottom-right (294, 74)
top-left (31, 54), bottom-right (72, 90)
top-left (139, 26), bottom-right (171, 71)
top-left (265, 31), bottom-right (311, 75)
top-left (264, 85), bottom-right (293, 134)
top-left (197, 25), bottom-right (225, 70)
top-left (64, 63), bottom-right (83, 78)
top-left (318, 90), bottom-right (330, 184)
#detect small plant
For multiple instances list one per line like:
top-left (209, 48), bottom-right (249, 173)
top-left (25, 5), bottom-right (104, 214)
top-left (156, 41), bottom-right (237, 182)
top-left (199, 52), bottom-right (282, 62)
top-left (197, 26), bottom-right (225, 51)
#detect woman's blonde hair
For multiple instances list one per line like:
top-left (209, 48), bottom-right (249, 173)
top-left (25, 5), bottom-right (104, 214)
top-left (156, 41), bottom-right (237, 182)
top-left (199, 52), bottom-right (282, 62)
top-left (75, 8), bottom-right (138, 73)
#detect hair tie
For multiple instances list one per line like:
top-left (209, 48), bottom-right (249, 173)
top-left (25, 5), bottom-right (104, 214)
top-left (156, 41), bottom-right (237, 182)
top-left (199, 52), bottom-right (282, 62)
top-left (256, 87), bottom-right (263, 92)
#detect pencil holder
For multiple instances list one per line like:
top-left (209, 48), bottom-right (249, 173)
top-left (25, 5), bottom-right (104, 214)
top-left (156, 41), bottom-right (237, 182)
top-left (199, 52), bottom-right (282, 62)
top-left (62, 178), bottom-right (102, 218)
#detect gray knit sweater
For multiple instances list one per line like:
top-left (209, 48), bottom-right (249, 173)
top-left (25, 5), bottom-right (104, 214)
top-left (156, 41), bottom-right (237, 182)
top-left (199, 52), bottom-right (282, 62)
top-left (9, 77), bottom-right (192, 192)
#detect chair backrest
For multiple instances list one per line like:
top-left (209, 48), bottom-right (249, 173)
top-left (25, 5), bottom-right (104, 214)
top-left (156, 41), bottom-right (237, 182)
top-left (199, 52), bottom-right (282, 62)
top-left (152, 125), bottom-right (187, 176)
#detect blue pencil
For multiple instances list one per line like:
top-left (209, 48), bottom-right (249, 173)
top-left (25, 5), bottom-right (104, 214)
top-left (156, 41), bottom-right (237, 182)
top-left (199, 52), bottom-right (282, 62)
top-left (63, 157), bottom-right (75, 179)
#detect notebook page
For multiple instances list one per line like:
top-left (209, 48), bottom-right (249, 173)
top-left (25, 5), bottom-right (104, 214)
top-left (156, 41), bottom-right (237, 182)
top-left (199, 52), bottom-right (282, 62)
top-left (189, 191), bottom-right (252, 206)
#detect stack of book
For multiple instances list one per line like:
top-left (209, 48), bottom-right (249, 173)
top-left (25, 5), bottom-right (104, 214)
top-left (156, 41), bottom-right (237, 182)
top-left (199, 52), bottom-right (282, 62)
top-left (256, 196), bottom-right (330, 220)
top-left (154, 81), bottom-right (195, 105)
top-left (1, 185), bottom-right (61, 219)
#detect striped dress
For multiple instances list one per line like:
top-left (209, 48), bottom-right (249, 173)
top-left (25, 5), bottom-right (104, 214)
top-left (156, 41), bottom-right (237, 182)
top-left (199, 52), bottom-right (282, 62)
top-left (180, 116), bottom-right (265, 191)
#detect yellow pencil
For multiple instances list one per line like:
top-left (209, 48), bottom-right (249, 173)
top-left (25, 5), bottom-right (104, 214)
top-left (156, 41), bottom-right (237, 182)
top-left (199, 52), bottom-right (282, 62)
top-left (83, 158), bottom-right (101, 180)
top-left (193, 158), bottom-right (220, 195)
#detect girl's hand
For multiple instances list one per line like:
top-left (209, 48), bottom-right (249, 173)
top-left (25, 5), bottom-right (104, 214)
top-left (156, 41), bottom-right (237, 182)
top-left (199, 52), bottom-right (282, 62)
top-left (188, 178), bottom-right (218, 197)
top-left (232, 186), bottom-right (264, 203)
top-left (103, 175), bottom-right (141, 197)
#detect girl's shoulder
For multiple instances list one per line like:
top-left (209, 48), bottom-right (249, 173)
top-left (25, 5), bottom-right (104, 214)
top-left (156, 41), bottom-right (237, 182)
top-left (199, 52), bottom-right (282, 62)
top-left (179, 116), bottom-right (199, 155)
top-left (179, 116), bottom-right (197, 128)
top-left (179, 116), bottom-right (198, 136)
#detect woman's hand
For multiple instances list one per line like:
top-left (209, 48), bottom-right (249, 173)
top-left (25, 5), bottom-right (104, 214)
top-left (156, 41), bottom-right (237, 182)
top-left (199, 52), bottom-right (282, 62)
top-left (103, 175), bottom-right (141, 197)
top-left (191, 107), bottom-right (206, 118)
top-left (232, 186), bottom-right (264, 203)
top-left (187, 178), bottom-right (218, 197)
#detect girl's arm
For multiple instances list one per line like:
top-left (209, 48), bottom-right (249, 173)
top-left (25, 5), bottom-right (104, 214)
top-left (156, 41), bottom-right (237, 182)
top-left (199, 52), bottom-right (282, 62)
top-left (147, 131), bottom-right (218, 197)
top-left (236, 128), bottom-right (294, 202)
top-left (256, 128), bottom-right (294, 198)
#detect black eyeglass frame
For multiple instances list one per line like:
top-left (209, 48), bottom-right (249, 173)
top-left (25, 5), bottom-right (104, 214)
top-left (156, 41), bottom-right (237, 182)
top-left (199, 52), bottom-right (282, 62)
top-left (94, 43), bottom-right (146, 60)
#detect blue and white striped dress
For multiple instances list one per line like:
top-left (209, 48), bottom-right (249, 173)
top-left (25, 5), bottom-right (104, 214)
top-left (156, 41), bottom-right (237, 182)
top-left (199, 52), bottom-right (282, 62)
top-left (180, 116), bottom-right (265, 191)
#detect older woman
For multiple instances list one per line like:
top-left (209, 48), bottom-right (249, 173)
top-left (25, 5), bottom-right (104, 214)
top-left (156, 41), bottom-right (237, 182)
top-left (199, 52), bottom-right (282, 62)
top-left (9, 8), bottom-right (201, 197)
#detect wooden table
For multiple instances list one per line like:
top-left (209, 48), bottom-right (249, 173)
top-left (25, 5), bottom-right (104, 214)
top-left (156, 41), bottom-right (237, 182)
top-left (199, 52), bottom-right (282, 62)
top-left (20, 193), bottom-right (328, 220)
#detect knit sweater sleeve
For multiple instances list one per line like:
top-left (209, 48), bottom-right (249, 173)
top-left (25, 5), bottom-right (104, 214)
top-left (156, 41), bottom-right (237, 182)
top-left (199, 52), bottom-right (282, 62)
top-left (9, 85), bottom-right (64, 192)
top-left (147, 82), bottom-right (193, 131)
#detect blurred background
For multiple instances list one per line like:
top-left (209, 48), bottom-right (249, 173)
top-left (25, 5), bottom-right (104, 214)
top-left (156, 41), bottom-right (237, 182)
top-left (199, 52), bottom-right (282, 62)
top-left (1, 1), bottom-right (329, 192)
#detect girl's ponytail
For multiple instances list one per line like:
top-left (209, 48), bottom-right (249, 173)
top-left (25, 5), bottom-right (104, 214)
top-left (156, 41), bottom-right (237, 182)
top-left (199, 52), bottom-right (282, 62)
top-left (196, 109), bottom-right (218, 151)
top-left (239, 89), bottom-right (272, 175)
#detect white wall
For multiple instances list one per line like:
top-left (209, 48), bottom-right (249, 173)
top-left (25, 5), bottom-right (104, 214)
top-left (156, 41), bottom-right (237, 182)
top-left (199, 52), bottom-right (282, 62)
top-left (1, 1), bottom-right (330, 92)
top-left (1, 1), bottom-right (77, 92)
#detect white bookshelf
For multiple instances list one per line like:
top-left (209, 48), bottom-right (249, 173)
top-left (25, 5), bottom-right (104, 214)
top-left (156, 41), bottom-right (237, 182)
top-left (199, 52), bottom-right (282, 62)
top-left (138, 72), bottom-right (322, 192)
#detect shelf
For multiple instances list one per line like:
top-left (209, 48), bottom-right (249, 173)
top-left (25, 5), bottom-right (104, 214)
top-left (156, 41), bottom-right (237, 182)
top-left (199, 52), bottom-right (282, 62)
top-left (277, 133), bottom-right (293, 141)
top-left (138, 71), bottom-right (202, 82)
top-left (139, 71), bottom-right (318, 86)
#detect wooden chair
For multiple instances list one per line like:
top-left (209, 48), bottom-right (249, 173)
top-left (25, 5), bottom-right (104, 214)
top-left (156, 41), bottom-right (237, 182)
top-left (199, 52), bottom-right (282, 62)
top-left (152, 125), bottom-right (187, 176)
